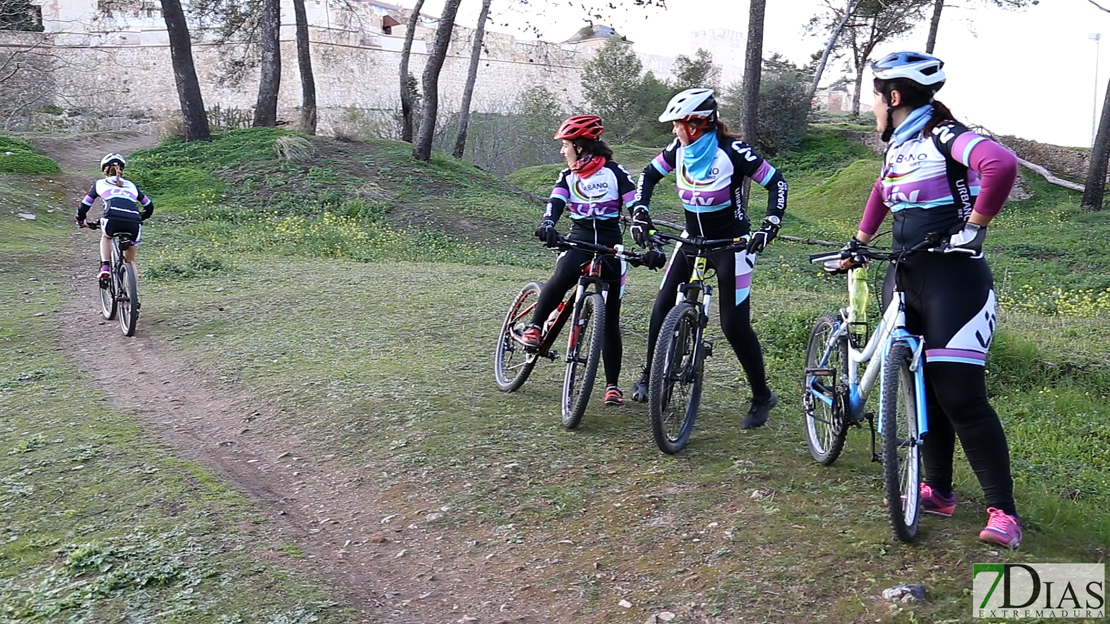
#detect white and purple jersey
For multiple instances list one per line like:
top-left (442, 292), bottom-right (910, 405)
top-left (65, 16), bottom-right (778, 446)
top-left (636, 133), bottom-right (787, 238)
top-left (860, 121), bottom-right (1017, 249)
top-left (545, 160), bottom-right (636, 222)
top-left (78, 177), bottom-right (153, 223)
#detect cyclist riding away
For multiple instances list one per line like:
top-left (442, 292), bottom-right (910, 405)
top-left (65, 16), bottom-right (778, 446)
top-left (629, 88), bottom-right (788, 429)
top-left (842, 51), bottom-right (1022, 548)
top-left (522, 115), bottom-right (665, 406)
top-left (75, 153), bottom-right (154, 286)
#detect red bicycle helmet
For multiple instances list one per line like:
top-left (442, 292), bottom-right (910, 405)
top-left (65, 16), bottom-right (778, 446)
top-left (554, 115), bottom-right (604, 141)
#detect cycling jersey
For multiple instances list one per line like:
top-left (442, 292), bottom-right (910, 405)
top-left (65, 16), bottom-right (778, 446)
top-left (77, 177), bottom-right (153, 223)
top-left (545, 159), bottom-right (637, 242)
top-left (860, 121), bottom-right (1016, 249)
top-left (636, 132), bottom-right (787, 237)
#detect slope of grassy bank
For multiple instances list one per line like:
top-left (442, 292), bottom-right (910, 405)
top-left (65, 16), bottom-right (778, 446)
top-left (0, 176), bottom-right (349, 622)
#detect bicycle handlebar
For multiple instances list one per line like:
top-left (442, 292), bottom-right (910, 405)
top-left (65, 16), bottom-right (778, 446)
top-left (808, 233), bottom-right (972, 272)
top-left (650, 232), bottom-right (751, 253)
top-left (545, 236), bottom-right (656, 266)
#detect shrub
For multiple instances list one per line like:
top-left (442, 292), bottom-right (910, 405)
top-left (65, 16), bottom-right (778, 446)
top-left (0, 135), bottom-right (61, 174)
top-left (274, 135), bottom-right (315, 161)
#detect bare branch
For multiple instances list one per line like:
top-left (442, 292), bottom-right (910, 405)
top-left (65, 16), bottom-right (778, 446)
top-left (1088, 0), bottom-right (1110, 13)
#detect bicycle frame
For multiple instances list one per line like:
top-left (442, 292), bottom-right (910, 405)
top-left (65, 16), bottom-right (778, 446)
top-left (530, 245), bottom-right (626, 357)
top-left (807, 266), bottom-right (929, 446)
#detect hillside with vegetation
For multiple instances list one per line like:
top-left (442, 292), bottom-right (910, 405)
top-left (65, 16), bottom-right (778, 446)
top-left (1, 127), bottom-right (1107, 623)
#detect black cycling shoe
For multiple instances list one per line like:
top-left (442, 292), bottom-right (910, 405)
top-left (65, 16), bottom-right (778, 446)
top-left (630, 373), bottom-right (649, 403)
top-left (741, 391), bottom-right (778, 429)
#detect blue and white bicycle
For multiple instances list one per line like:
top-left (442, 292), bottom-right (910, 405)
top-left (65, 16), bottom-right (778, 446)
top-left (803, 236), bottom-right (964, 542)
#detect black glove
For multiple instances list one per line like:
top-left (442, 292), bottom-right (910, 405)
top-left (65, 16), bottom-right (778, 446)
top-left (746, 216), bottom-right (781, 254)
top-left (75, 216), bottom-right (86, 228)
top-left (945, 221), bottom-right (986, 254)
top-left (534, 220), bottom-right (559, 246)
top-left (630, 206), bottom-right (655, 248)
top-left (643, 249), bottom-right (666, 270)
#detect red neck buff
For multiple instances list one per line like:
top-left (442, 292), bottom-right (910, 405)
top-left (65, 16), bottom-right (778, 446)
top-left (570, 154), bottom-right (606, 178)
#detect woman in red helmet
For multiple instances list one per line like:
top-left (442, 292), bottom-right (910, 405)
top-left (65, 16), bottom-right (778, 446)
top-left (522, 114), bottom-right (665, 406)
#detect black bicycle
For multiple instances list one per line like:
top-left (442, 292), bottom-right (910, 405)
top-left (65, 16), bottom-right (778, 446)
top-left (88, 221), bottom-right (140, 337)
top-left (646, 232), bottom-right (749, 454)
top-left (494, 236), bottom-right (650, 428)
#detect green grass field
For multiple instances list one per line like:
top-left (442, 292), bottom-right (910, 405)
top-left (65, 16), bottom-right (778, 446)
top-left (2, 127), bottom-right (1107, 623)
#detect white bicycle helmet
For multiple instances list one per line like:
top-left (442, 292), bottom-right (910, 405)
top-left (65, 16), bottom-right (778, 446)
top-left (871, 51), bottom-right (946, 95)
top-left (100, 153), bottom-right (126, 170)
top-left (658, 88), bottom-right (718, 123)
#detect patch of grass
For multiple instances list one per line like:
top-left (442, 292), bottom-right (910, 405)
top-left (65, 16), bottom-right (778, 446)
top-left (0, 135), bottom-right (61, 174)
top-left (145, 251), bottom-right (234, 281)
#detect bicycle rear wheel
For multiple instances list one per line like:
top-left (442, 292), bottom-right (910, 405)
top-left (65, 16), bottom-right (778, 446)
top-left (99, 272), bottom-right (117, 320)
top-left (803, 313), bottom-right (849, 465)
top-left (117, 263), bottom-right (139, 337)
top-left (494, 281), bottom-right (542, 392)
top-left (881, 342), bottom-right (921, 542)
top-left (561, 293), bottom-right (604, 429)
top-left (649, 302), bottom-right (702, 454)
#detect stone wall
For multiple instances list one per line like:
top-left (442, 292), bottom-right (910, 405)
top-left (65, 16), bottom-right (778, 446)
top-left (5, 1), bottom-right (694, 135)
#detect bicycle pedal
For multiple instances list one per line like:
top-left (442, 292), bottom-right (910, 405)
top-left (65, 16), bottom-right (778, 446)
top-left (805, 367), bottom-right (835, 376)
top-left (703, 341), bottom-right (713, 357)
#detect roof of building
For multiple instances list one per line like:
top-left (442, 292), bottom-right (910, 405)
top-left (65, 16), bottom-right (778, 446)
top-left (563, 25), bottom-right (621, 43)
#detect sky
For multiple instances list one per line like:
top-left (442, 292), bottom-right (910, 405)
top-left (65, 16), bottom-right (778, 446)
top-left (402, 0), bottom-right (1107, 148)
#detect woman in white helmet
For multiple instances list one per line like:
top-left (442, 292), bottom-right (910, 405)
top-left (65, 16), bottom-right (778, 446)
top-left (841, 51), bottom-right (1022, 548)
top-left (76, 153), bottom-right (154, 285)
top-left (628, 88), bottom-right (789, 430)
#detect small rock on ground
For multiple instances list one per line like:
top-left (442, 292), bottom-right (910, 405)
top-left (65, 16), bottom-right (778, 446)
top-left (882, 583), bottom-right (926, 604)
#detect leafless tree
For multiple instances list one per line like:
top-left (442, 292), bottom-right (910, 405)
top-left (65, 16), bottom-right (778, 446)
top-left (741, 0), bottom-right (766, 144)
top-left (399, 0), bottom-right (427, 143)
top-left (252, 0), bottom-right (281, 127)
top-left (924, 0), bottom-right (1037, 54)
top-left (805, 0), bottom-right (858, 104)
top-left (160, 0), bottom-right (211, 141)
top-left (292, 0), bottom-right (316, 134)
top-left (413, 0), bottom-right (464, 161)
top-left (453, 0), bottom-right (493, 159)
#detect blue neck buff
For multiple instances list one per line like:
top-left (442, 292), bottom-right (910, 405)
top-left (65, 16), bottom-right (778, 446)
top-left (891, 104), bottom-right (934, 147)
top-left (682, 129), bottom-right (718, 179)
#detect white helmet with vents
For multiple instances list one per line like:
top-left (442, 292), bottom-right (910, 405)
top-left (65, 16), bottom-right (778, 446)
top-left (100, 153), bottom-right (126, 170)
top-left (871, 51), bottom-right (946, 95)
top-left (658, 88), bottom-right (718, 123)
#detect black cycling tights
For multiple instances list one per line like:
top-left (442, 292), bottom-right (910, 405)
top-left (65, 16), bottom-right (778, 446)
top-left (922, 362), bottom-right (1016, 515)
top-left (644, 245), bottom-right (771, 403)
top-left (530, 248), bottom-right (624, 387)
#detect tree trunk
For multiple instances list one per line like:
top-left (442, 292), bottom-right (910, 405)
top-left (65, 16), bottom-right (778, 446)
top-left (159, 0), bottom-right (210, 142)
top-left (925, 0), bottom-right (944, 53)
top-left (1082, 74), bottom-right (1110, 210)
top-left (399, 0), bottom-right (427, 143)
top-left (413, 0), bottom-right (464, 162)
top-left (292, 0), bottom-right (316, 134)
top-left (806, 0), bottom-right (857, 104)
top-left (851, 65), bottom-right (864, 115)
top-left (739, 0), bottom-right (766, 211)
top-left (252, 0), bottom-right (281, 127)
top-left (741, 0), bottom-right (765, 143)
top-left (452, 0), bottom-right (492, 159)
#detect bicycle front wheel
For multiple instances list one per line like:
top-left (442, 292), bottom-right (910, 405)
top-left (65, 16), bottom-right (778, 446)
top-left (561, 292), bottom-right (604, 429)
top-left (881, 342), bottom-right (921, 542)
top-left (803, 313), bottom-right (849, 465)
top-left (494, 281), bottom-right (542, 392)
top-left (117, 263), bottom-right (139, 337)
top-left (649, 302), bottom-right (702, 454)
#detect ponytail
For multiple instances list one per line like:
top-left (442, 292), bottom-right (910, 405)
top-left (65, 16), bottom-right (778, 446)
top-left (924, 100), bottom-right (958, 134)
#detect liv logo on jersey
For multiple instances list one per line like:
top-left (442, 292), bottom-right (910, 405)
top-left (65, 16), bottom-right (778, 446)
top-left (972, 563), bottom-right (1105, 619)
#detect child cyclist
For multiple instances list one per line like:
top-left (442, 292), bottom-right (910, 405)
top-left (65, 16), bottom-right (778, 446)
top-left (521, 115), bottom-right (665, 406)
top-left (628, 89), bottom-right (788, 429)
top-left (839, 51), bottom-right (1022, 548)
top-left (75, 153), bottom-right (154, 285)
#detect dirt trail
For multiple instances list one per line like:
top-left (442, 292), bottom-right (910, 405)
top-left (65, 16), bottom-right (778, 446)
top-left (42, 134), bottom-right (560, 624)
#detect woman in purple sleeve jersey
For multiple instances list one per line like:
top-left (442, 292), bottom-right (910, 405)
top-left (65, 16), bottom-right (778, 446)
top-left (844, 51), bottom-right (1023, 548)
